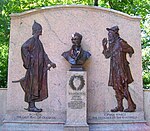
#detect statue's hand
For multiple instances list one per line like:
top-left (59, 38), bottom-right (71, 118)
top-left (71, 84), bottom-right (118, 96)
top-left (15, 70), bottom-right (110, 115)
top-left (50, 63), bottom-right (56, 68)
top-left (129, 53), bottom-right (133, 58)
top-left (102, 38), bottom-right (107, 49)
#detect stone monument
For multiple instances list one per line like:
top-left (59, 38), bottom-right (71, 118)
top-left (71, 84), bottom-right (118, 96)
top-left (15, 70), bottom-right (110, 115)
top-left (1, 5), bottom-right (149, 131)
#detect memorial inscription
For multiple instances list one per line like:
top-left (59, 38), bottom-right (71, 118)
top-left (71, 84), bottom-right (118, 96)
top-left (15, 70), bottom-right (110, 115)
top-left (16, 114), bottom-right (56, 120)
top-left (68, 83), bottom-right (86, 109)
top-left (68, 101), bottom-right (85, 109)
top-left (92, 113), bottom-right (138, 120)
top-left (88, 112), bottom-right (145, 123)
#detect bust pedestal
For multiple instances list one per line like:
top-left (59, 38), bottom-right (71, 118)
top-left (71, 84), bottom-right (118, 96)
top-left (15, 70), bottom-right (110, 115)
top-left (64, 71), bottom-right (89, 131)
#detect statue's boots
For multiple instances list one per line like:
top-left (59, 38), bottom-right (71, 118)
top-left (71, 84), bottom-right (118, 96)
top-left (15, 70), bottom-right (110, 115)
top-left (124, 99), bottom-right (136, 112)
top-left (124, 102), bottom-right (136, 112)
top-left (124, 90), bottom-right (136, 112)
top-left (27, 102), bottom-right (42, 112)
top-left (111, 106), bottom-right (124, 112)
top-left (111, 97), bottom-right (124, 112)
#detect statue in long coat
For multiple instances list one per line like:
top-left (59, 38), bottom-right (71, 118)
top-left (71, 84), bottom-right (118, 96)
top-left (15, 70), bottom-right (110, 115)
top-left (102, 26), bottom-right (136, 112)
top-left (14, 21), bottom-right (56, 112)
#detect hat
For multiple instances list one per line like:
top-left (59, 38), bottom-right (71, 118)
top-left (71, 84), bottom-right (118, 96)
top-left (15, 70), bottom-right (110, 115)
top-left (32, 20), bottom-right (42, 31)
top-left (106, 26), bottom-right (119, 33)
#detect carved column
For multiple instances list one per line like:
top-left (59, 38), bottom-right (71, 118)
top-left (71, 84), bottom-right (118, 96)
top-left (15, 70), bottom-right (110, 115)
top-left (64, 71), bottom-right (89, 131)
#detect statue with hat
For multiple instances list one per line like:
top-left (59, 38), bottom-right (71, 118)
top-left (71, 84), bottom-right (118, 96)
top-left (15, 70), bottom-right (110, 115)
top-left (13, 21), bottom-right (56, 112)
top-left (102, 26), bottom-right (136, 112)
top-left (62, 32), bottom-right (91, 71)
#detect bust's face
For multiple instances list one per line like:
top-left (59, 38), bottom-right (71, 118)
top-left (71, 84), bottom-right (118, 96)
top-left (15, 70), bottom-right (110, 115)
top-left (71, 35), bottom-right (81, 47)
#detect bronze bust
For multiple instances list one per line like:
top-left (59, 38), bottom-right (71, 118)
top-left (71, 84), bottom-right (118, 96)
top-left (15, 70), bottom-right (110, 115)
top-left (13, 21), bottom-right (56, 112)
top-left (102, 26), bottom-right (136, 112)
top-left (62, 32), bottom-right (91, 71)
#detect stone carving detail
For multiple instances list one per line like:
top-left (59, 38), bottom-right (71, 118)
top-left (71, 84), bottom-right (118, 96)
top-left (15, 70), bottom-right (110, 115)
top-left (102, 26), bottom-right (136, 112)
top-left (62, 32), bottom-right (91, 71)
top-left (69, 75), bottom-right (85, 91)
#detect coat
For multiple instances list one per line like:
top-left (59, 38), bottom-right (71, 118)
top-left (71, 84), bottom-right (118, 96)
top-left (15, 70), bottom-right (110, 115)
top-left (103, 37), bottom-right (134, 90)
top-left (20, 36), bottom-right (50, 102)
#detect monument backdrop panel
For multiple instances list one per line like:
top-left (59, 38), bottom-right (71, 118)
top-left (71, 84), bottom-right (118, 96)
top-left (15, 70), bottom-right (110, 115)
top-left (7, 5), bottom-right (142, 123)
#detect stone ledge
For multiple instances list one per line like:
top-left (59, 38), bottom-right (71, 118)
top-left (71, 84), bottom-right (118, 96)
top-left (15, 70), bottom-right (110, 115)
top-left (88, 112), bottom-right (145, 124)
top-left (1, 123), bottom-right (150, 131)
top-left (64, 125), bottom-right (89, 131)
top-left (4, 111), bottom-right (65, 124)
top-left (10, 5), bottom-right (141, 20)
top-left (1, 123), bottom-right (64, 131)
top-left (89, 123), bottom-right (150, 131)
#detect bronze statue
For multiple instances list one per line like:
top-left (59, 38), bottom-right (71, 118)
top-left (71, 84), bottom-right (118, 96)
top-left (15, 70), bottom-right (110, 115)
top-left (62, 32), bottom-right (91, 71)
top-left (102, 26), bottom-right (136, 112)
top-left (13, 21), bottom-right (56, 112)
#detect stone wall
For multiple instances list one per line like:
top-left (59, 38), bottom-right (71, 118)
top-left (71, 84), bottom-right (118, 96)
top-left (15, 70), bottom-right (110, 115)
top-left (6, 5), bottom-right (143, 123)
top-left (0, 88), bottom-right (7, 123)
top-left (144, 90), bottom-right (150, 125)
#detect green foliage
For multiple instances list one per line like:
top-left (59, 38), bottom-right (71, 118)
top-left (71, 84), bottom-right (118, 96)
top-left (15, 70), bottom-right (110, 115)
top-left (0, 0), bottom-right (9, 88)
top-left (0, 44), bottom-right (8, 88)
top-left (142, 14), bottom-right (150, 89)
top-left (0, 0), bottom-right (150, 88)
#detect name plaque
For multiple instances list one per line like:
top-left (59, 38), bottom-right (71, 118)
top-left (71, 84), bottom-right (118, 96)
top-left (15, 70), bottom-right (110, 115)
top-left (88, 112), bottom-right (145, 123)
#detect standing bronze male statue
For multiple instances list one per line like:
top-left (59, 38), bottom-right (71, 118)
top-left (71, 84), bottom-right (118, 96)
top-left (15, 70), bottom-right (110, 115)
top-left (62, 32), bottom-right (91, 71)
top-left (13, 21), bottom-right (56, 112)
top-left (102, 26), bottom-right (136, 112)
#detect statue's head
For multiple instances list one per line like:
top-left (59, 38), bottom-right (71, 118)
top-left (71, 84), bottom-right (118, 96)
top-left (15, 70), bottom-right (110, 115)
top-left (32, 20), bottom-right (42, 36)
top-left (106, 26), bottom-right (119, 43)
top-left (71, 32), bottom-right (82, 47)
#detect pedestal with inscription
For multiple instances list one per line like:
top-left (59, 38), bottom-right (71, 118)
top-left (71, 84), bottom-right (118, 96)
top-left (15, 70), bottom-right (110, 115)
top-left (64, 71), bottom-right (89, 131)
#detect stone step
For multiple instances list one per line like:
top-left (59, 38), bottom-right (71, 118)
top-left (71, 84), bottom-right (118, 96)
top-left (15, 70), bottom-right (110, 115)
top-left (89, 123), bottom-right (150, 131)
top-left (1, 123), bottom-right (150, 131)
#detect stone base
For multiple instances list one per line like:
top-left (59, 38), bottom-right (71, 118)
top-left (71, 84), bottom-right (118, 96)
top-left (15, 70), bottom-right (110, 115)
top-left (1, 123), bottom-right (150, 131)
top-left (65, 71), bottom-right (88, 127)
top-left (89, 123), bottom-right (150, 131)
top-left (1, 123), bottom-right (64, 131)
top-left (146, 122), bottom-right (150, 126)
top-left (4, 111), bottom-right (65, 124)
top-left (64, 125), bottom-right (89, 131)
top-left (0, 114), bottom-right (5, 125)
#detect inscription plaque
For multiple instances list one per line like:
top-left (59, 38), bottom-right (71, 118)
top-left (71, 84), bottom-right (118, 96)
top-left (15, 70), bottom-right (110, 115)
top-left (68, 91), bottom-right (86, 109)
top-left (68, 101), bottom-right (85, 109)
top-left (88, 112), bottom-right (145, 123)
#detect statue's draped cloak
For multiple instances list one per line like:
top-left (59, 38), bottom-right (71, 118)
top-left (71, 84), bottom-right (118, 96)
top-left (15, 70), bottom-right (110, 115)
top-left (20, 37), bottom-right (50, 102)
top-left (103, 38), bottom-right (134, 91)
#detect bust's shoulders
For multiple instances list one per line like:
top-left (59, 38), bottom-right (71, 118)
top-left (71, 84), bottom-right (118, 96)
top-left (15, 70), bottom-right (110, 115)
top-left (61, 50), bottom-right (70, 58)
